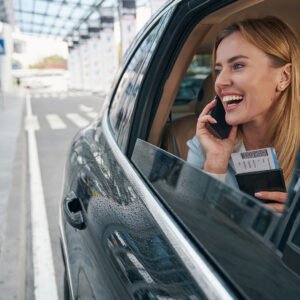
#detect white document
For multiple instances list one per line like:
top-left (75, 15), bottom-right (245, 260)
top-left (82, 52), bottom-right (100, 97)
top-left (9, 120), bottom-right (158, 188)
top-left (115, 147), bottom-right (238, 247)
top-left (231, 147), bottom-right (279, 174)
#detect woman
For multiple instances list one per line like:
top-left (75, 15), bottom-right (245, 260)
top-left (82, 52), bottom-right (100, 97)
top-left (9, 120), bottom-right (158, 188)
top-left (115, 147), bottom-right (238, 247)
top-left (187, 16), bottom-right (300, 213)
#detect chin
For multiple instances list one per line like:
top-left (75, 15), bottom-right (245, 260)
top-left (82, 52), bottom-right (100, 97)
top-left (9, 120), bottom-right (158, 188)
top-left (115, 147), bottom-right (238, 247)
top-left (225, 117), bottom-right (240, 126)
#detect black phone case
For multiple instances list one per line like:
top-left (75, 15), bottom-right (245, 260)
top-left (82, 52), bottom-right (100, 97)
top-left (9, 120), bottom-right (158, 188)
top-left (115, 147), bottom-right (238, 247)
top-left (206, 96), bottom-right (232, 139)
top-left (236, 169), bottom-right (286, 200)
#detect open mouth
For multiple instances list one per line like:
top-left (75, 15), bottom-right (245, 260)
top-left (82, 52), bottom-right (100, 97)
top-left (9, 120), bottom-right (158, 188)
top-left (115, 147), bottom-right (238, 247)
top-left (222, 95), bottom-right (244, 107)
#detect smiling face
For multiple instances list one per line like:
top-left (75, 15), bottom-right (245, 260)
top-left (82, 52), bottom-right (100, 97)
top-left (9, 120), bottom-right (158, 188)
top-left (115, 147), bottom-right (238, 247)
top-left (214, 31), bottom-right (283, 128)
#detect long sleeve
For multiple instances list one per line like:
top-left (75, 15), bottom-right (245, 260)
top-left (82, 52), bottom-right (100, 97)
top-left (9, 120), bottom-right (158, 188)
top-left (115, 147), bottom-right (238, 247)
top-left (187, 135), bottom-right (245, 187)
top-left (186, 136), bottom-right (226, 182)
top-left (186, 136), bottom-right (205, 170)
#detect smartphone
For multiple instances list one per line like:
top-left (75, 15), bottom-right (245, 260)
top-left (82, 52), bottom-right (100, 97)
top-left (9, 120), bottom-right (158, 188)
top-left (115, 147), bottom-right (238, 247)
top-left (206, 96), bottom-right (232, 139)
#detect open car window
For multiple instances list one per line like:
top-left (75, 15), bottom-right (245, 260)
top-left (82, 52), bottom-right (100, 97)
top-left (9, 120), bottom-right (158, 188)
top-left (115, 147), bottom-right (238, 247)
top-left (147, 0), bottom-right (300, 161)
top-left (132, 139), bottom-right (300, 299)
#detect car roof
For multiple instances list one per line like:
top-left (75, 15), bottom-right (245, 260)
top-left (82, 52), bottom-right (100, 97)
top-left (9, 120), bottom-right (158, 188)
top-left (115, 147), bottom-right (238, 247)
top-left (198, 0), bottom-right (300, 53)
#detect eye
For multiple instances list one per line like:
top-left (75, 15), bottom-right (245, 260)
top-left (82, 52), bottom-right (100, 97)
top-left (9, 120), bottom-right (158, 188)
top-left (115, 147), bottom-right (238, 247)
top-left (233, 63), bottom-right (244, 70)
top-left (214, 68), bottom-right (221, 76)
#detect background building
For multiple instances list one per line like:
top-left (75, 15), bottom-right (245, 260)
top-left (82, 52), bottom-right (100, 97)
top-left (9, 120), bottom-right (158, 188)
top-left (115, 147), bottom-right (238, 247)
top-left (0, 0), bottom-right (166, 94)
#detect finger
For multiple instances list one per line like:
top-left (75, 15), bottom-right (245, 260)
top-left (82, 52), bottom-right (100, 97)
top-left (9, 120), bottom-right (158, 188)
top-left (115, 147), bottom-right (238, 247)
top-left (254, 191), bottom-right (287, 203)
top-left (199, 98), bottom-right (217, 117)
top-left (197, 115), bottom-right (217, 127)
top-left (265, 203), bottom-right (285, 213)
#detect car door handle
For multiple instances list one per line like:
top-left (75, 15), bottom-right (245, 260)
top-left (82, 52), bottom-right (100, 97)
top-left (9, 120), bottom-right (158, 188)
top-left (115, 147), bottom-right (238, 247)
top-left (63, 193), bottom-right (86, 230)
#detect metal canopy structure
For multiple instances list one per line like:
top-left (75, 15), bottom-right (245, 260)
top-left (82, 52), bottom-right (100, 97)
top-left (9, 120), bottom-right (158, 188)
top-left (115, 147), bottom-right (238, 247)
top-left (5, 0), bottom-right (151, 39)
top-left (1, 0), bottom-right (15, 24)
top-left (13, 0), bottom-right (109, 38)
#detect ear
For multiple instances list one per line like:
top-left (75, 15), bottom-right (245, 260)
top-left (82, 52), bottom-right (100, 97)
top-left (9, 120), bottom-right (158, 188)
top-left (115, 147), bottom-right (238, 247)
top-left (277, 63), bottom-right (292, 92)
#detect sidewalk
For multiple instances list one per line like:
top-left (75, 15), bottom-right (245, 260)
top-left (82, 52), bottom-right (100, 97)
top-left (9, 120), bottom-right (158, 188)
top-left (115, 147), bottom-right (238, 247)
top-left (0, 89), bottom-right (26, 252)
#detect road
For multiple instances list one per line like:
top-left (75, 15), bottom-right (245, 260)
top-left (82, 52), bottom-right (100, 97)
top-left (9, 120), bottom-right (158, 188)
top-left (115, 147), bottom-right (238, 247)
top-left (33, 91), bottom-right (105, 299)
top-left (20, 91), bottom-right (104, 299)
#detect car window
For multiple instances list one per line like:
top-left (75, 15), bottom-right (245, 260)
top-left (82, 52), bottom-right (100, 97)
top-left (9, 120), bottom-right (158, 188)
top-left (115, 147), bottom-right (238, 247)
top-left (156, 53), bottom-right (214, 160)
top-left (108, 8), bottom-right (174, 152)
top-left (132, 139), bottom-right (300, 299)
top-left (172, 54), bottom-right (212, 120)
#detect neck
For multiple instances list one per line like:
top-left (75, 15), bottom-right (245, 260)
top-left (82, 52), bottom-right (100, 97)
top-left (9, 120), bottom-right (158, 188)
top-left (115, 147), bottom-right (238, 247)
top-left (242, 122), bottom-right (269, 150)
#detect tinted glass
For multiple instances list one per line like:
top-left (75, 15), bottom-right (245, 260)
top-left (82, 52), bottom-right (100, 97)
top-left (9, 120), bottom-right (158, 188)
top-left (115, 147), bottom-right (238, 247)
top-left (172, 54), bottom-right (212, 121)
top-left (175, 54), bottom-right (211, 105)
top-left (109, 9), bottom-right (173, 151)
top-left (132, 139), bottom-right (300, 300)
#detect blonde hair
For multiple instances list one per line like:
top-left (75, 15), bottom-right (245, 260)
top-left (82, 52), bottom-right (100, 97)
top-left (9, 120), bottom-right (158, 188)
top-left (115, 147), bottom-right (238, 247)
top-left (212, 16), bottom-right (300, 184)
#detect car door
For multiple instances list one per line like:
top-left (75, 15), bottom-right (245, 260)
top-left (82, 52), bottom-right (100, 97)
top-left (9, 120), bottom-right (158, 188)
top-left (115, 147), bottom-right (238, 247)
top-left (61, 0), bottom-right (300, 299)
top-left (60, 2), bottom-right (223, 299)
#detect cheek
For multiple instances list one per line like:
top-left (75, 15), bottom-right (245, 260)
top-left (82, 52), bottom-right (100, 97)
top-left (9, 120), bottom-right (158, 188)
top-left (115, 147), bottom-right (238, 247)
top-left (255, 82), bottom-right (277, 104)
top-left (233, 73), bottom-right (255, 92)
top-left (241, 75), bottom-right (277, 103)
top-left (250, 71), bottom-right (278, 96)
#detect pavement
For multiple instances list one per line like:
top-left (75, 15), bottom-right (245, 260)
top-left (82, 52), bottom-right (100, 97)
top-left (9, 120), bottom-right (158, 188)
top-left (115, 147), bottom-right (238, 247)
top-left (0, 89), bottom-right (27, 299)
top-left (0, 89), bottom-right (25, 249)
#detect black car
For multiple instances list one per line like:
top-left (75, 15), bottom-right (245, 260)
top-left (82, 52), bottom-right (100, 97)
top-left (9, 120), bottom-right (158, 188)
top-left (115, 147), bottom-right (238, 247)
top-left (60, 0), bottom-right (300, 299)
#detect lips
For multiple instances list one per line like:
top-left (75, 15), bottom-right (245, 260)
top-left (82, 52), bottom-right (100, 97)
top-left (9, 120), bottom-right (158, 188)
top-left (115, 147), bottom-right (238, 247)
top-left (222, 95), bottom-right (244, 111)
top-left (222, 95), bottom-right (243, 104)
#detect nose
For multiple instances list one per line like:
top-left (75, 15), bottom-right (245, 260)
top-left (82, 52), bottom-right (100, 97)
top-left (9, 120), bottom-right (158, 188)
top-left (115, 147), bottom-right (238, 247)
top-left (215, 68), bottom-right (232, 89)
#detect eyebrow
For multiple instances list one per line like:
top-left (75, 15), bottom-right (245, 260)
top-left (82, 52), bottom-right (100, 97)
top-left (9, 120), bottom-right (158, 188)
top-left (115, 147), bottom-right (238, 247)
top-left (215, 55), bottom-right (249, 67)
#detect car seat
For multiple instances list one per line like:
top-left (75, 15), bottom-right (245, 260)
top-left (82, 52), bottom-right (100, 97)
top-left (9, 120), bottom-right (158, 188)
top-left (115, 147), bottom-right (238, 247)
top-left (161, 74), bottom-right (214, 160)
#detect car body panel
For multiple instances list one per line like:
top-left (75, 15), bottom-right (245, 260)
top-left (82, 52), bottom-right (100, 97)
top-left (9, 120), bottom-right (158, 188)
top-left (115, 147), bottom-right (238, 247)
top-left (60, 115), bottom-right (209, 299)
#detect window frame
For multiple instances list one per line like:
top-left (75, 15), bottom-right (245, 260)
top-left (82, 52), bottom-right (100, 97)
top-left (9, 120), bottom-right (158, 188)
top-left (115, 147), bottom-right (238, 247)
top-left (109, 10), bottom-right (176, 152)
top-left (107, 1), bottom-right (179, 145)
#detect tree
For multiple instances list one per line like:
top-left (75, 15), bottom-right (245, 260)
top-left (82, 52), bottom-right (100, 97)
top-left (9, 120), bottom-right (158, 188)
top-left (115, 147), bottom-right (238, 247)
top-left (12, 59), bottom-right (22, 69)
top-left (29, 55), bottom-right (67, 69)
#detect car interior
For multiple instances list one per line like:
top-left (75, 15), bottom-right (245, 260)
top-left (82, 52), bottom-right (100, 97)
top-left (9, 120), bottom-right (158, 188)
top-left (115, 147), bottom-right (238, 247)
top-left (147, 0), bottom-right (300, 160)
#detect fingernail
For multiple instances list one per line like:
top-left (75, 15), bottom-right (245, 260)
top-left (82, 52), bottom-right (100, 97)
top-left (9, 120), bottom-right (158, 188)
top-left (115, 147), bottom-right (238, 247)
top-left (255, 192), bottom-right (262, 197)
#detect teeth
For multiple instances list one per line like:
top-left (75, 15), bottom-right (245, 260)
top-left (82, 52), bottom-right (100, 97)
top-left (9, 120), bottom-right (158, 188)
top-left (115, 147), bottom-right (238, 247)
top-left (223, 95), bottom-right (243, 102)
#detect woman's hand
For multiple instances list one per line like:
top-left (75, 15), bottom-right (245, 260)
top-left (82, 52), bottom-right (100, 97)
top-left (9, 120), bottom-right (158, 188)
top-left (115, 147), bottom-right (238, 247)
top-left (196, 98), bottom-right (237, 174)
top-left (254, 191), bottom-right (288, 213)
